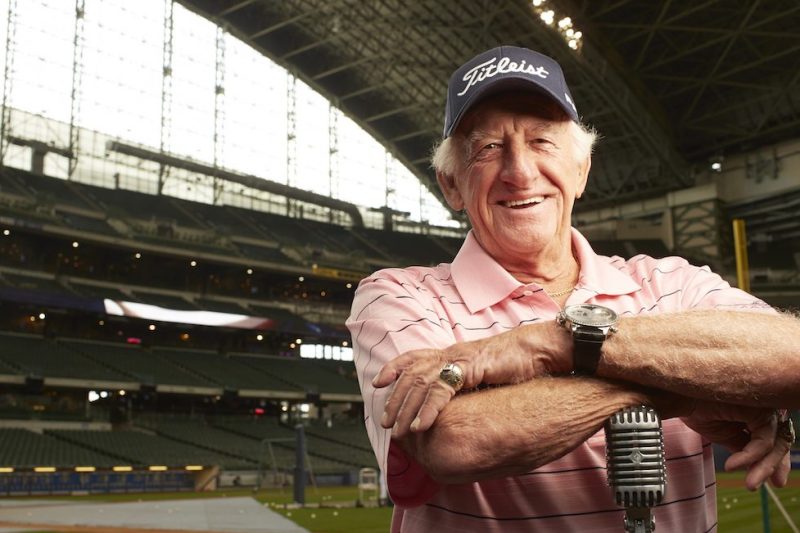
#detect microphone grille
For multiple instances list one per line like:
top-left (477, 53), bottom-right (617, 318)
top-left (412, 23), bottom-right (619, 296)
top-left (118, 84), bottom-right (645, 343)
top-left (605, 405), bottom-right (666, 508)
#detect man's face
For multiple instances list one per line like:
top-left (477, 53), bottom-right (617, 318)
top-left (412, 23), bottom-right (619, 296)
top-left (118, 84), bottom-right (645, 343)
top-left (438, 92), bottom-right (590, 267)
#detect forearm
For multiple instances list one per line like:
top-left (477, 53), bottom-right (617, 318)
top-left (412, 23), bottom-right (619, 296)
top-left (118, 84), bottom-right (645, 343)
top-left (597, 310), bottom-right (800, 407)
top-left (399, 376), bottom-right (652, 484)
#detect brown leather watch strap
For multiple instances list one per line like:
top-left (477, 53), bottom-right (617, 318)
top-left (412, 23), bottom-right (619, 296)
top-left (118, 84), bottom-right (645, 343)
top-left (573, 328), bottom-right (606, 375)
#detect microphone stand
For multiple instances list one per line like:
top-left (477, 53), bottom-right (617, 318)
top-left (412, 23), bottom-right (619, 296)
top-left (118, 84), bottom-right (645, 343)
top-left (605, 406), bottom-right (666, 533)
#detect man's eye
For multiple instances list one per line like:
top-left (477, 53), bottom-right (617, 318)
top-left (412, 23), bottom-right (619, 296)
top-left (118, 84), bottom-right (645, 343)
top-left (483, 142), bottom-right (501, 150)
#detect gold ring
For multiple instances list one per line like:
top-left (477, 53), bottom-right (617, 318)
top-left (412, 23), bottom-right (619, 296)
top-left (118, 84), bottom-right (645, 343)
top-left (439, 363), bottom-right (465, 392)
top-left (777, 418), bottom-right (795, 446)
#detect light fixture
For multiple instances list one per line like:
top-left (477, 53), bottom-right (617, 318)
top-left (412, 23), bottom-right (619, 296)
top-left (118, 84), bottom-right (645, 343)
top-left (135, 252), bottom-right (141, 259)
top-left (295, 338), bottom-right (302, 344)
top-left (119, 390), bottom-right (126, 396)
top-left (246, 268), bottom-right (253, 275)
top-left (346, 283), bottom-right (352, 289)
top-left (2, 229), bottom-right (9, 236)
top-left (113, 466), bottom-right (133, 472)
top-left (532, 3), bottom-right (583, 51)
top-left (34, 466), bottom-right (57, 473)
top-left (185, 465), bottom-right (203, 471)
top-left (75, 466), bottom-right (96, 472)
top-left (100, 391), bottom-right (109, 399)
top-left (38, 313), bottom-right (45, 320)
top-left (148, 324), bottom-right (156, 331)
top-left (342, 341), bottom-right (349, 347)
top-left (149, 465), bottom-right (168, 471)
top-left (298, 276), bottom-right (304, 282)
top-left (256, 334), bottom-right (263, 341)
top-left (190, 260), bottom-right (197, 267)
top-left (72, 241), bottom-right (79, 248)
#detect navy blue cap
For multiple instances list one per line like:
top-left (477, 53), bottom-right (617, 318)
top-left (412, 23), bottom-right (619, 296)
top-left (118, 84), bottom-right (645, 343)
top-left (443, 46), bottom-right (579, 138)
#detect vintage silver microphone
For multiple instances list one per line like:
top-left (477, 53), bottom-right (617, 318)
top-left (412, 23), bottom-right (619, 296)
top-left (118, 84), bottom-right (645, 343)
top-left (605, 406), bottom-right (666, 533)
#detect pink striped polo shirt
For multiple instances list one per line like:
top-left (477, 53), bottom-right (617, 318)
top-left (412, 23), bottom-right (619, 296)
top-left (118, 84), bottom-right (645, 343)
top-left (347, 228), bottom-right (771, 532)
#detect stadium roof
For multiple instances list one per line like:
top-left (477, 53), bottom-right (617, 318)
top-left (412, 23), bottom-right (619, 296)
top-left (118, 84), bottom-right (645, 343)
top-left (177, 0), bottom-right (800, 214)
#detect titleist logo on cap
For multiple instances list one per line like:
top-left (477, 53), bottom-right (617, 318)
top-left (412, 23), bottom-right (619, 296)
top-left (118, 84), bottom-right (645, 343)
top-left (442, 46), bottom-right (579, 138)
top-left (457, 56), bottom-right (550, 97)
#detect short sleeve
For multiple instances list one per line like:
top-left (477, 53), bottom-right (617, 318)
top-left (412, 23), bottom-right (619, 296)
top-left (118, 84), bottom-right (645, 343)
top-left (346, 268), bottom-right (458, 507)
top-left (675, 258), bottom-right (774, 313)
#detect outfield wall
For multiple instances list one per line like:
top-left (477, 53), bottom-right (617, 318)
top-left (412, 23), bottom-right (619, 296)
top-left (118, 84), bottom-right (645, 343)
top-left (0, 469), bottom-right (196, 495)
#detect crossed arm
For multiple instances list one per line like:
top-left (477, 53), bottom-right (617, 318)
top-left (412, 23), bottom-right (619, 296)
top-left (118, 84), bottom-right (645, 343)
top-left (373, 310), bottom-right (800, 488)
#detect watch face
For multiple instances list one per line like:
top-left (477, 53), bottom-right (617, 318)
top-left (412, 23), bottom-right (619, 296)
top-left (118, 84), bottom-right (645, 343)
top-left (564, 304), bottom-right (618, 327)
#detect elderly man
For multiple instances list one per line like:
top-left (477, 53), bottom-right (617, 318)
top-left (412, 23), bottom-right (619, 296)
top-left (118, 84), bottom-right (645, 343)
top-left (346, 46), bottom-right (798, 532)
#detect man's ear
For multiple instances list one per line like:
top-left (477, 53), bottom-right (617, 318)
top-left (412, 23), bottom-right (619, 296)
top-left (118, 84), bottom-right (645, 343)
top-left (436, 170), bottom-right (465, 211)
top-left (575, 156), bottom-right (591, 199)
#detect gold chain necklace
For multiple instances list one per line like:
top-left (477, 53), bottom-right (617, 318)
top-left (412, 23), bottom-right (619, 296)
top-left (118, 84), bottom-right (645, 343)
top-left (543, 253), bottom-right (580, 299)
top-left (545, 285), bottom-right (576, 298)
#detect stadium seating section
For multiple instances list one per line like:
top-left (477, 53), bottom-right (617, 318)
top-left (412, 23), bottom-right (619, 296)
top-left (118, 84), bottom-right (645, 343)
top-left (0, 416), bottom-right (377, 474)
top-left (0, 428), bottom-right (120, 468)
top-left (0, 167), bottom-right (463, 273)
top-left (0, 335), bottom-right (358, 397)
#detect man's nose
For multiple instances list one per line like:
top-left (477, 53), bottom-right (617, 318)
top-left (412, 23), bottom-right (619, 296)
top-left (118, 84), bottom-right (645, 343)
top-left (500, 142), bottom-right (539, 187)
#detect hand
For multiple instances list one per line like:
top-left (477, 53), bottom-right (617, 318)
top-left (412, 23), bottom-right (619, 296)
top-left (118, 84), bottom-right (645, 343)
top-left (681, 403), bottom-right (791, 490)
top-left (372, 326), bottom-right (558, 439)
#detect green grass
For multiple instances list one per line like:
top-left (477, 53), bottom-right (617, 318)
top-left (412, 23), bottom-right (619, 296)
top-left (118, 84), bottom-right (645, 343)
top-left (254, 485), bottom-right (393, 533)
top-left (716, 472), bottom-right (800, 533)
top-left (269, 506), bottom-right (391, 533)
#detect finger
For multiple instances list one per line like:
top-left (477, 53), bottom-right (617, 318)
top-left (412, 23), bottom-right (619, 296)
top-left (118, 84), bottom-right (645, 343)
top-left (409, 381), bottom-right (456, 433)
top-left (372, 354), bottom-right (414, 388)
top-left (743, 438), bottom-right (791, 491)
top-left (744, 443), bottom-right (789, 491)
top-left (725, 432), bottom-right (773, 473)
top-left (725, 416), bottom-right (775, 472)
top-left (770, 452), bottom-right (791, 488)
top-left (380, 372), bottom-right (416, 429)
top-left (383, 365), bottom-right (441, 430)
top-left (391, 385), bottom-right (430, 440)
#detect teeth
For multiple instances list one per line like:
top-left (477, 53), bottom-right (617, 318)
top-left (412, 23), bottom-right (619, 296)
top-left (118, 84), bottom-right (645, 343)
top-left (504, 196), bottom-right (544, 207)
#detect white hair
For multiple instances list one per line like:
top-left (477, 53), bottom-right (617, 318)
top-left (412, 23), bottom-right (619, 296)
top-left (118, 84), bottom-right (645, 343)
top-left (430, 121), bottom-right (598, 176)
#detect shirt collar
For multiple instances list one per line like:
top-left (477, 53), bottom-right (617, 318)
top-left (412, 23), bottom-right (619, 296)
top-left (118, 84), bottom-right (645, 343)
top-left (570, 228), bottom-right (641, 297)
top-left (451, 231), bottom-right (524, 314)
top-left (450, 229), bottom-right (641, 313)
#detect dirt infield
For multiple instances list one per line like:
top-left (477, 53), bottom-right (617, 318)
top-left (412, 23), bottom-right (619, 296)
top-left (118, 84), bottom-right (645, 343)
top-left (717, 477), bottom-right (800, 489)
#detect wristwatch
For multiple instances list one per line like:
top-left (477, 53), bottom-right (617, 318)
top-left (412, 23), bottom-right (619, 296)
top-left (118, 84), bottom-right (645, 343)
top-left (556, 304), bottom-right (619, 375)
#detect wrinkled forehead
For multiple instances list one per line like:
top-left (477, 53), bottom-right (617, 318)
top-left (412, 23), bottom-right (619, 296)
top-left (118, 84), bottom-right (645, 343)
top-left (456, 91), bottom-right (571, 138)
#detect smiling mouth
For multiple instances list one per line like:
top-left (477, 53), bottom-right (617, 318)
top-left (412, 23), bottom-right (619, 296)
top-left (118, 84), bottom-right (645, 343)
top-left (501, 196), bottom-right (545, 208)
